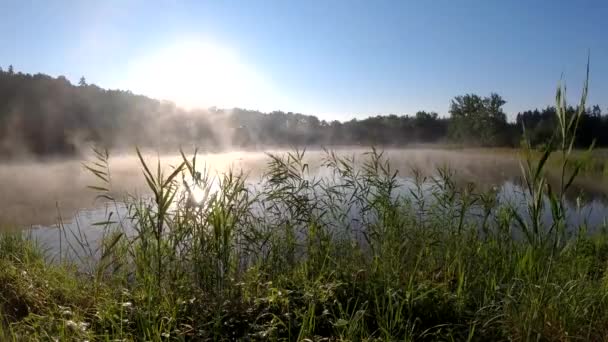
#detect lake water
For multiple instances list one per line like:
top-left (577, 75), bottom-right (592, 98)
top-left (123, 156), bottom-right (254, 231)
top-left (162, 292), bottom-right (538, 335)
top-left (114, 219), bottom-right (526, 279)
top-left (2, 149), bottom-right (608, 258)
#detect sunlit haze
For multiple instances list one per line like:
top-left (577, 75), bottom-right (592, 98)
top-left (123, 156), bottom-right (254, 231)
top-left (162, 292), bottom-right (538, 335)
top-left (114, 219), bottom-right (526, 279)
top-left (1, 0), bottom-right (607, 119)
top-left (120, 40), bottom-right (287, 111)
top-left (3, 2), bottom-right (608, 339)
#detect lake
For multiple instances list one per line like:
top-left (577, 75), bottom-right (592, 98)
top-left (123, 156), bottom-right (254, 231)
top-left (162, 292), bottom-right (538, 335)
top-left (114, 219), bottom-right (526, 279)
top-left (2, 148), bottom-right (608, 259)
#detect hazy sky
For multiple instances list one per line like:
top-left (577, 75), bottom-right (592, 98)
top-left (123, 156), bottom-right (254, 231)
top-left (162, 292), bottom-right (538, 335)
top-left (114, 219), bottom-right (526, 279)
top-left (1, 0), bottom-right (606, 120)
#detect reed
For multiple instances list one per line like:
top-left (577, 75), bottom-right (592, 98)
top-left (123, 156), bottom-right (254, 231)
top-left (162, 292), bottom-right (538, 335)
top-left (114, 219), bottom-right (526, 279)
top-left (1, 70), bottom-right (608, 341)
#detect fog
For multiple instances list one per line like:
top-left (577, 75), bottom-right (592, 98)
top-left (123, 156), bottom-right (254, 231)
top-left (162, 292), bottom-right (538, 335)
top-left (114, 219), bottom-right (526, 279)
top-left (0, 148), bottom-right (527, 227)
top-left (0, 150), bottom-right (265, 226)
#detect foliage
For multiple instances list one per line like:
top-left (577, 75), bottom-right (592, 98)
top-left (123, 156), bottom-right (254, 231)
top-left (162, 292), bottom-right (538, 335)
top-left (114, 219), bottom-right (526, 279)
top-left (1, 66), bottom-right (607, 159)
top-left (447, 93), bottom-right (514, 146)
top-left (517, 105), bottom-right (608, 148)
top-left (1, 137), bottom-right (608, 340)
top-left (1, 68), bottom-right (608, 341)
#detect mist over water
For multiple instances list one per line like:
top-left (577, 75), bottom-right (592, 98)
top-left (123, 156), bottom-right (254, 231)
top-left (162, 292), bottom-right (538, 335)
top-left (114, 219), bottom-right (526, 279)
top-left (2, 148), bottom-right (608, 258)
top-left (0, 151), bottom-right (266, 226)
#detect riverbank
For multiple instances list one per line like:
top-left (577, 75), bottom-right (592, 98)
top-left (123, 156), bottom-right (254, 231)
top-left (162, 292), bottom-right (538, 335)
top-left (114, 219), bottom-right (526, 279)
top-left (1, 145), bottom-right (608, 341)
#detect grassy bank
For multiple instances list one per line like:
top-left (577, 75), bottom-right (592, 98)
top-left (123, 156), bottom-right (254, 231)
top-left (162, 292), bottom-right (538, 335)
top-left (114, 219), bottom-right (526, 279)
top-left (1, 146), bottom-right (607, 341)
top-left (3, 83), bottom-right (608, 341)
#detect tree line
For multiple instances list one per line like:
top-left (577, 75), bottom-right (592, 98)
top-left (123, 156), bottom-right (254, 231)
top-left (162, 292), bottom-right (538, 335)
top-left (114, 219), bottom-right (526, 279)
top-left (0, 66), bottom-right (606, 158)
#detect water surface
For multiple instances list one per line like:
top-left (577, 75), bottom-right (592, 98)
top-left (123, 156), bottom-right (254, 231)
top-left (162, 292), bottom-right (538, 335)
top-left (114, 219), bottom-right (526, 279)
top-left (3, 149), bottom-right (608, 257)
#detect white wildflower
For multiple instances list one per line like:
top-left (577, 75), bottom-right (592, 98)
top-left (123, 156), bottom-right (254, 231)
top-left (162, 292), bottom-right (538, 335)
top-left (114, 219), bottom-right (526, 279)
top-left (65, 320), bottom-right (78, 329)
top-left (65, 320), bottom-right (89, 332)
top-left (79, 322), bottom-right (90, 331)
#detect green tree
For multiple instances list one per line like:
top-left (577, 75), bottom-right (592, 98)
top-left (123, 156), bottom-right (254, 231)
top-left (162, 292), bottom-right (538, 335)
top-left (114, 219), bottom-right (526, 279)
top-left (448, 93), bottom-right (507, 146)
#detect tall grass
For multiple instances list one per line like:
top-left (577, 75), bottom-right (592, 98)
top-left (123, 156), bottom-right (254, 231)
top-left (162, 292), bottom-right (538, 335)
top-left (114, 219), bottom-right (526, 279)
top-left (2, 71), bottom-right (608, 341)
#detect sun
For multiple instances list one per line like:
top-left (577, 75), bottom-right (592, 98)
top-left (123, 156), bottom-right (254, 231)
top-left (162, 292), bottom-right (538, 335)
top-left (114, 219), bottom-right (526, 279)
top-left (122, 40), bottom-right (281, 110)
top-left (189, 184), bottom-right (207, 204)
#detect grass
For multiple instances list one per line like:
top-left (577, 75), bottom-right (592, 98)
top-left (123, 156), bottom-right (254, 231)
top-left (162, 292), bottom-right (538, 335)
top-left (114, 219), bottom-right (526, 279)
top-left (2, 74), bottom-right (608, 341)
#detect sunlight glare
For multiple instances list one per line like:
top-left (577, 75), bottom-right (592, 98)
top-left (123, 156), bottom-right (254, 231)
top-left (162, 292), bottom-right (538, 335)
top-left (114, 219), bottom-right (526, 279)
top-left (122, 40), bottom-right (284, 110)
top-left (190, 184), bottom-right (207, 204)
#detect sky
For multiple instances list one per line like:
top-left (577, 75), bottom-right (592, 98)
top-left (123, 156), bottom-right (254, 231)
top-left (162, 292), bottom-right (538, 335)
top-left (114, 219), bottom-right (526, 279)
top-left (0, 0), bottom-right (606, 121)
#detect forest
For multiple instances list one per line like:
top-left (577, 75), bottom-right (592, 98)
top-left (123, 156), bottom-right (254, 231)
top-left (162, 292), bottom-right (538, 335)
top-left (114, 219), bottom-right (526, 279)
top-left (0, 65), bottom-right (606, 158)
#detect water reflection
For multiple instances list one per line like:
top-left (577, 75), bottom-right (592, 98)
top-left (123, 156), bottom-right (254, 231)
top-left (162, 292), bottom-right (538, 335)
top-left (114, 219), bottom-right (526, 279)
top-left (27, 175), bottom-right (608, 260)
top-left (3, 149), bottom-right (608, 226)
top-left (29, 202), bottom-right (130, 262)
